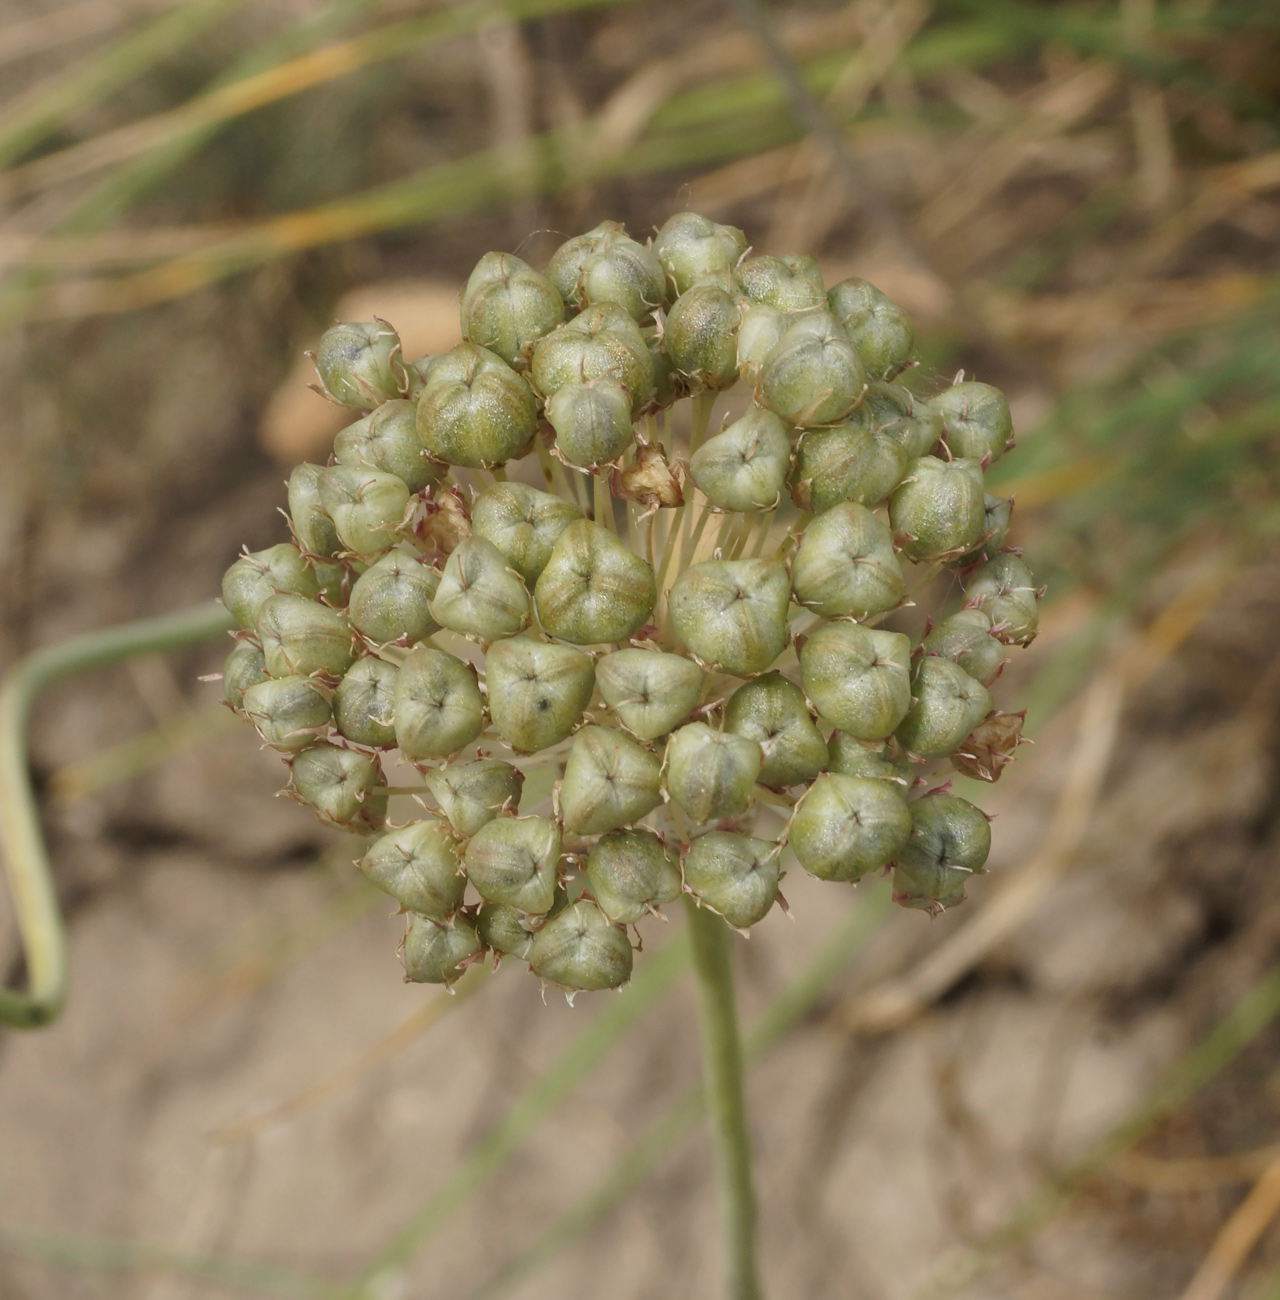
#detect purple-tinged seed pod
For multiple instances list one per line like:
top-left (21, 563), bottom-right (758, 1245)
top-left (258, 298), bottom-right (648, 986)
top-left (895, 658), bottom-right (993, 759)
top-left (931, 381), bottom-right (1013, 465)
top-left (534, 520), bottom-right (656, 645)
top-left (347, 546), bottom-right (440, 647)
top-left (360, 820), bottom-right (466, 921)
top-left (476, 901), bottom-right (535, 961)
top-left (664, 723), bottom-right (762, 824)
top-left (223, 639), bottom-right (269, 712)
top-left (922, 609), bottom-right (1006, 686)
top-left (964, 554), bottom-right (1039, 646)
top-left (402, 913), bottom-right (483, 986)
top-left (560, 725), bottom-right (663, 836)
top-left (530, 899), bottom-right (633, 993)
top-left (826, 278), bottom-right (914, 379)
top-left (586, 829), bottom-right (682, 925)
top-left (653, 212), bottom-right (747, 297)
top-left (892, 792), bottom-right (990, 913)
top-left (952, 710), bottom-right (1026, 784)
top-left (334, 399), bottom-right (444, 494)
top-left (314, 320), bottom-right (408, 407)
top-left (737, 254), bottom-right (825, 312)
top-left (800, 623), bottom-right (911, 740)
top-left (689, 409), bottom-right (791, 512)
top-left (683, 832), bottom-right (779, 931)
top-left (665, 282), bottom-right (741, 391)
top-left (289, 742), bottom-right (387, 833)
top-left (546, 377), bottom-right (635, 469)
top-left (471, 481), bottom-right (582, 586)
top-left (319, 464), bottom-right (411, 558)
top-left (548, 222), bottom-right (667, 321)
top-left (735, 301), bottom-right (788, 384)
top-left (256, 593), bottom-right (355, 680)
top-left (826, 733), bottom-right (913, 788)
top-left (333, 655), bottom-right (398, 748)
top-left (429, 535), bottom-right (531, 641)
top-left (288, 463), bottom-right (343, 560)
top-left (424, 759), bottom-right (524, 837)
top-left (789, 772), bottom-right (912, 882)
top-left (723, 673), bottom-right (827, 788)
top-left (790, 501), bottom-right (905, 619)
top-left (461, 251), bottom-right (565, 369)
top-left (484, 637), bottom-right (595, 753)
top-left (241, 675), bottom-right (332, 753)
top-left (392, 646), bottom-right (485, 760)
top-left (595, 648), bottom-right (704, 742)
top-left (221, 543), bottom-right (320, 629)
top-left (668, 559), bottom-right (791, 678)
top-left (888, 455), bottom-right (986, 562)
top-left (530, 302), bottom-right (655, 416)
top-left (464, 815), bottom-right (562, 915)
top-left (761, 310), bottom-right (866, 428)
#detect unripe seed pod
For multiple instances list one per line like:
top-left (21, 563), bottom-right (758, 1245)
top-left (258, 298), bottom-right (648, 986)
top-left (393, 645), bottom-right (485, 759)
top-left (428, 535), bottom-right (531, 640)
top-left (653, 212), bottom-right (747, 297)
top-left (761, 311), bottom-right (865, 427)
top-left (595, 648), bottom-right (704, 741)
top-left (737, 254), bottom-right (825, 312)
top-left (257, 593), bottom-right (355, 679)
top-left (360, 820), bottom-right (466, 920)
top-left (476, 900), bottom-right (535, 960)
top-left (669, 559), bottom-right (790, 677)
top-left (315, 320), bottom-right (407, 407)
top-left (888, 456), bottom-right (986, 562)
top-left (789, 772), bottom-right (912, 882)
top-left (484, 636), bottom-right (595, 752)
top-left (931, 381), bottom-right (1013, 465)
top-left (923, 609), bottom-right (1006, 686)
top-left (800, 623), bottom-right (911, 739)
top-left (347, 546), bottom-right (441, 646)
top-left (856, 382), bottom-right (939, 461)
top-left (319, 464), bottom-right (411, 557)
top-left (471, 481), bottom-right (582, 585)
top-left (464, 814), bottom-right (562, 914)
top-left (544, 221), bottom-right (611, 309)
top-left (333, 655), bottom-right (398, 747)
top-left (402, 913), bottom-right (483, 986)
top-left (585, 829), bottom-right (681, 924)
top-left (892, 792), bottom-right (990, 912)
top-left (826, 733), bottom-right (913, 788)
top-left (223, 639), bottom-right (269, 712)
top-left (724, 672), bottom-right (828, 788)
top-left (532, 305), bottom-right (656, 418)
top-left (548, 222), bottom-right (667, 320)
top-left (826, 278), bottom-right (914, 379)
top-left (689, 409), bottom-right (791, 512)
top-left (288, 464), bottom-right (343, 560)
top-left (683, 832), bottom-right (778, 930)
top-left (311, 560), bottom-right (351, 605)
top-left (735, 301), bottom-right (788, 383)
top-left (964, 554), bottom-right (1039, 646)
top-left (461, 251), bottom-right (565, 368)
top-left (530, 899), bottom-right (633, 992)
top-left (643, 323), bottom-right (678, 407)
top-left (560, 725), bottom-right (663, 835)
top-left (241, 675), bottom-right (332, 751)
top-left (290, 741), bottom-right (386, 832)
top-left (896, 658), bottom-right (993, 758)
top-left (334, 399), bottom-right (443, 493)
top-left (790, 397), bottom-right (911, 513)
top-left (416, 342), bottom-right (538, 468)
top-left (790, 501), bottom-right (905, 618)
top-left (665, 723), bottom-right (762, 824)
top-left (665, 283), bottom-right (741, 390)
top-left (222, 544), bottom-right (320, 629)
top-left (545, 377), bottom-right (635, 468)
top-left (950, 493), bottom-right (1013, 570)
top-left (534, 520), bottom-right (656, 645)
top-left (424, 758), bottom-right (524, 837)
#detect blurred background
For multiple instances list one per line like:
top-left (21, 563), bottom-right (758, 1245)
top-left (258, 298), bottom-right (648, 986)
top-left (2, 0), bottom-right (1280, 1297)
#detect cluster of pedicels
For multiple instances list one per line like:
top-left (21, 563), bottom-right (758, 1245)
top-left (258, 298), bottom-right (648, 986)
top-left (216, 213), bottom-right (1039, 998)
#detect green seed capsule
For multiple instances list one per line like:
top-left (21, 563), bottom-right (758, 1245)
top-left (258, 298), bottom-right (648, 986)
top-left (683, 832), bottom-right (779, 930)
top-left (223, 639), bottom-right (269, 712)
top-left (888, 456), bottom-right (986, 562)
top-left (689, 409), bottom-right (791, 512)
top-left (534, 520), bottom-right (656, 645)
top-left (257, 593), bottom-right (355, 679)
top-left (664, 723), bottom-right (762, 824)
top-left (643, 322), bottom-right (679, 407)
top-left (393, 646), bottom-right (485, 760)
top-left (222, 544), bottom-right (320, 629)
top-left (595, 648), bottom-right (704, 741)
top-left (530, 302), bottom-right (655, 417)
top-left (854, 382), bottom-right (938, 461)
top-left (416, 342), bottom-right (538, 468)
top-left (791, 408), bottom-right (910, 514)
top-left (896, 658), bottom-right (992, 758)
top-left (333, 655), bottom-right (398, 747)
top-left (789, 772), bottom-right (912, 882)
top-left (761, 311), bottom-right (866, 427)
top-left (546, 378), bottom-right (635, 469)
top-left (560, 725), bottom-right (663, 835)
top-left (461, 251), bottom-right (565, 368)
top-left (288, 463), bottom-right (343, 560)
top-left (241, 675), bottom-right (332, 752)
top-left (737, 254), bottom-right (825, 311)
top-left (360, 820), bottom-right (466, 920)
top-left (319, 463), bottom-right (411, 557)
top-left (826, 733), bottom-right (913, 788)
top-left (826, 278), bottom-right (915, 379)
top-left (464, 815), bottom-right (562, 915)
top-left (922, 609), bottom-right (1006, 686)
top-left (429, 536), bottom-right (531, 640)
top-left (585, 829), bottom-right (682, 924)
top-left (665, 283), bottom-right (741, 390)
top-left (800, 623), bottom-right (911, 739)
top-left (315, 320), bottom-right (408, 407)
top-left (964, 554), bottom-right (1039, 646)
top-left (290, 741), bottom-right (386, 832)
top-left (402, 913), bottom-right (483, 986)
top-left (530, 899), bottom-right (633, 992)
top-left (311, 560), bottom-right (351, 605)
top-left (334, 399), bottom-right (443, 493)
top-left (476, 900), bottom-right (535, 960)
top-left (892, 792), bottom-right (990, 913)
top-left (653, 212), bottom-right (747, 297)
top-left (347, 546), bottom-right (441, 646)
top-left (669, 559), bottom-right (791, 677)
top-left (790, 501), bottom-right (905, 619)
top-left (735, 301), bottom-right (789, 383)
top-left (548, 222), bottom-right (667, 320)
top-left (724, 672), bottom-right (827, 788)
top-left (423, 758), bottom-right (524, 837)
top-left (931, 381), bottom-right (1013, 465)
top-left (484, 636), bottom-right (595, 753)
top-left (471, 482), bottom-right (583, 585)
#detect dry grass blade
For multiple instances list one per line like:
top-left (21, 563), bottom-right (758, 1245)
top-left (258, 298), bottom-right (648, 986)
top-left (0, 0), bottom-right (178, 67)
top-left (1176, 1154), bottom-right (1280, 1300)
top-left (1114, 1145), bottom-right (1280, 1194)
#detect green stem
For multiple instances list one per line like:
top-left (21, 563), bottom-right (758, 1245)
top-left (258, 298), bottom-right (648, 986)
top-left (683, 896), bottom-right (763, 1300)
top-left (0, 600), bottom-right (234, 1029)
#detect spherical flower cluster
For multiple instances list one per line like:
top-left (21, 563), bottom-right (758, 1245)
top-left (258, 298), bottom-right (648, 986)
top-left (218, 213), bottom-right (1039, 997)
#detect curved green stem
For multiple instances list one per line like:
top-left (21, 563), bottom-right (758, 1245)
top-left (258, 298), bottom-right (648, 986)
top-left (684, 895), bottom-right (764, 1300)
top-left (0, 601), bottom-right (234, 1029)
